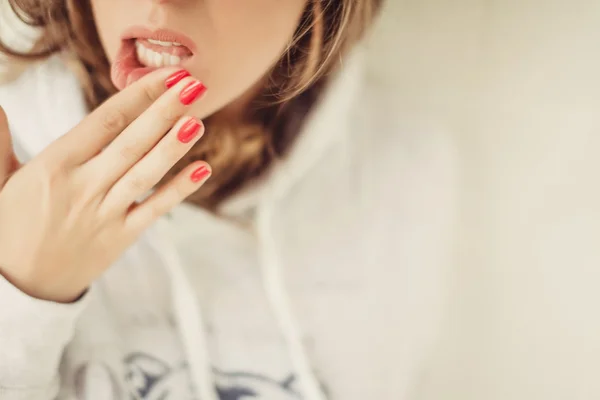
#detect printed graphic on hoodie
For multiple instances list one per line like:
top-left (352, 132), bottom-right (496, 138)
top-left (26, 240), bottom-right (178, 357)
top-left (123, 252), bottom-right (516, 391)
top-left (74, 354), bottom-right (300, 400)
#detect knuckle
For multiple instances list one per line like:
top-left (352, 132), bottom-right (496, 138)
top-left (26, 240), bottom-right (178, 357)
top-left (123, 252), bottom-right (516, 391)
top-left (72, 169), bottom-right (100, 205)
top-left (24, 158), bottom-right (77, 207)
top-left (97, 199), bottom-right (120, 221)
top-left (101, 109), bottom-right (128, 133)
top-left (163, 140), bottom-right (185, 162)
top-left (32, 156), bottom-right (68, 181)
top-left (174, 180), bottom-right (192, 199)
top-left (127, 176), bottom-right (148, 193)
top-left (149, 203), bottom-right (166, 220)
top-left (161, 105), bottom-right (183, 125)
top-left (141, 81), bottom-right (162, 104)
top-left (119, 144), bottom-right (145, 162)
top-left (153, 185), bottom-right (186, 218)
top-left (141, 79), bottom-right (165, 103)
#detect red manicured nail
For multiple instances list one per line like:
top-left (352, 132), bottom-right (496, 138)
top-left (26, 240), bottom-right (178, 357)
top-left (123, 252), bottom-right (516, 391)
top-left (191, 166), bottom-right (211, 183)
top-left (180, 81), bottom-right (207, 105)
top-left (177, 118), bottom-right (202, 144)
top-left (165, 69), bottom-right (191, 89)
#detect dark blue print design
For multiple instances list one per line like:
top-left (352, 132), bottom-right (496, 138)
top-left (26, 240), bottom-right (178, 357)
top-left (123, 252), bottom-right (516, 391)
top-left (125, 353), bottom-right (195, 399)
top-left (126, 353), bottom-right (300, 400)
top-left (213, 369), bottom-right (300, 400)
top-left (74, 354), bottom-right (301, 399)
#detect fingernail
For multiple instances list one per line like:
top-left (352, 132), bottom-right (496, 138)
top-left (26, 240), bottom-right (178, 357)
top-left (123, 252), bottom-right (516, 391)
top-left (180, 81), bottom-right (207, 105)
top-left (178, 118), bottom-right (202, 144)
top-left (191, 166), bottom-right (211, 183)
top-left (165, 69), bottom-right (191, 89)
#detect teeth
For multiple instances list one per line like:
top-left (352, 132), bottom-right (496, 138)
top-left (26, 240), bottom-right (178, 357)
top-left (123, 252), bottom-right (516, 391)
top-left (162, 52), bottom-right (171, 66)
top-left (136, 42), bottom-right (146, 62)
top-left (148, 39), bottom-right (171, 47)
top-left (147, 39), bottom-right (183, 47)
top-left (153, 51), bottom-right (162, 67)
top-left (135, 40), bottom-right (184, 68)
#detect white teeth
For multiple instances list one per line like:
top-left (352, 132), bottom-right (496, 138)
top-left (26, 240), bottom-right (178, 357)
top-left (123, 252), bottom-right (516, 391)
top-left (153, 51), bottom-right (162, 67)
top-left (146, 39), bottom-right (183, 47)
top-left (135, 40), bottom-right (184, 68)
top-left (136, 42), bottom-right (146, 62)
top-left (148, 39), bottom-right (171, 47)
top-left (162, 52), bottom-right (171, 66)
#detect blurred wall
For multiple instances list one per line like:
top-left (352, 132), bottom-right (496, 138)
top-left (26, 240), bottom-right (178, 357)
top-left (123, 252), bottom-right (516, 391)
top-left (368, 1), bottom-right (600, 399)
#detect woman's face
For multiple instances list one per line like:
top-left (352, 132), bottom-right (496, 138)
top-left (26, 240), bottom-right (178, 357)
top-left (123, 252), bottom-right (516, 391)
top-left (91, 0), bottom-right (308, 119)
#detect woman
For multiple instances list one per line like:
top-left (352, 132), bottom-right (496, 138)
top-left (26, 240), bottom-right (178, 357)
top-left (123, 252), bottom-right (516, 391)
top-left (0, 0), bottom-right (457, 399)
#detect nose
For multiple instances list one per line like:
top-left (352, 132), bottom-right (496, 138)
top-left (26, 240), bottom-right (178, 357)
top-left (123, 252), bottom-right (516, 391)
top-left (143, 0), bottom-right (188, 25)
top-left (144, 0), bottom-right (189, 7)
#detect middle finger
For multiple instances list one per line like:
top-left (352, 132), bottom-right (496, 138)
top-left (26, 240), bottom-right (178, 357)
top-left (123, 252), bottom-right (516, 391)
top-left (85, 76), bottom-right (206, 188)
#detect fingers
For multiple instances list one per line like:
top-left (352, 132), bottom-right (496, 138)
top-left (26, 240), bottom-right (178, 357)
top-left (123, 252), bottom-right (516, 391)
top-left (0, 106), bottom-right (11, 179)
top-left (85, 75), bottom-right (207, 188)
top-left (124, 161), bottom-right (212, 233)
top-left (48, 67), bottom-right (183, 165)
top-left (100, 116), bottom-right (205, 212)
top-left (0, 106), bottom-right (19, 187)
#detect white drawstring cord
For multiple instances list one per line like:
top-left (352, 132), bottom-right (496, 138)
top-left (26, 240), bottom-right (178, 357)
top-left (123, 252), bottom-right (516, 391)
top-left (150, 218), bottom-right (219, 400)
top-left (257, 204), bottom-right (327, 400)
top-left (152, 209), bottom-right (326, 400)
top-left (153, 207), bottom-right (325, 400)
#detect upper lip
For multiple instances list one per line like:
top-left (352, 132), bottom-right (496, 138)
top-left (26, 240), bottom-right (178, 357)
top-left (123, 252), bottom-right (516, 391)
top-left (122, 26), bottom-right (197, 53)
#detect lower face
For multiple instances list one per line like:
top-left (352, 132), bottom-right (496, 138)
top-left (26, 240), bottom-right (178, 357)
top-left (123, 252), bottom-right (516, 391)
top-left (90, 0), bottom-right (308, 120)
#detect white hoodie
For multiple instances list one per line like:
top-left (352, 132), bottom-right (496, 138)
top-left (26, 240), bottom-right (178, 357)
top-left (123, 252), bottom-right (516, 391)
top-left (2, 1), bottom-right (600, 400)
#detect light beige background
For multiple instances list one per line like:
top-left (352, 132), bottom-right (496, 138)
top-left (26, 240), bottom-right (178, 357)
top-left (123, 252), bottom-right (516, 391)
top-left (370, 2), bottom-right (600, 399)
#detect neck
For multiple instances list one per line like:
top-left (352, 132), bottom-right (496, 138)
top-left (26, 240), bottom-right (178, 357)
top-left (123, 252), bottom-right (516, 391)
top-left (211, 76), bottom-right (267, 125)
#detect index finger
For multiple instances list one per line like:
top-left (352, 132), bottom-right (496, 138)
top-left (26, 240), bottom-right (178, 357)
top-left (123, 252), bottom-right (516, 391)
top-left (49, 67), bottom-right (188, 165)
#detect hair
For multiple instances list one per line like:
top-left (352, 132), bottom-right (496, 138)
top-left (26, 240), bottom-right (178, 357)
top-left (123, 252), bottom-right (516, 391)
top-left (1, 0), bottom-right (383, 209)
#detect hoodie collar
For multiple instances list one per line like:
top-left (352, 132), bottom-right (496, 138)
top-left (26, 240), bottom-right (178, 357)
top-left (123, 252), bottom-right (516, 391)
top-left (219, 46), bottom-right (366, 218)
top-left (264, 46), bottom-right (366, 202)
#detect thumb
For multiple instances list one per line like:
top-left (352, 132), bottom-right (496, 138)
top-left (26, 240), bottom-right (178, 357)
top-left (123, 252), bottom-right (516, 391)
top-left (0, 106), bottom-right (20, 185)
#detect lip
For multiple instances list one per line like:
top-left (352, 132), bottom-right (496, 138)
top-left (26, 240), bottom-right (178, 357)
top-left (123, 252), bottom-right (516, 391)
top-left (122, 26), bottom-right (197, 53)
top-left (110, 26), bottom-right (196, 90)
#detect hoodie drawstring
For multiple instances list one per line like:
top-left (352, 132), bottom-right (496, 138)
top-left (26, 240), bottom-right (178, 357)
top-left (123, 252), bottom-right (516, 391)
top-left (152, 212), bottom-right (325, 400)
top-left (149, 219), bottom-right (219, 400)
top-left (257, 203), bottom-right (327, 400)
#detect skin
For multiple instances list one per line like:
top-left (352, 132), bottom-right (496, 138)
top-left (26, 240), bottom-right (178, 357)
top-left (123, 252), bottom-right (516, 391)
top-left (0, 0), bottom-right (310, 302)
top-left (0, 70), bottom-right (212, 302)
top-left (90, 0), bottom-right (308, 121)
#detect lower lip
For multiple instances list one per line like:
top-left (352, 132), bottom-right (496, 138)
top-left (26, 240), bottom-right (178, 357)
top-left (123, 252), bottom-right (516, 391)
top-left (111, 40), bottom-right (154, 90)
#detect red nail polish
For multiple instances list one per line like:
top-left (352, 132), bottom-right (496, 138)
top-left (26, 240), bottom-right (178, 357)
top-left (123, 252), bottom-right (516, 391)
top-left (180, 81), bottom-right (207, 105)
top-left (178, 118), bottom-right (202, 144)
top-left (165, 70), bottom-right (191, 89)
top-left (191, 166), bottom-right (211, 183)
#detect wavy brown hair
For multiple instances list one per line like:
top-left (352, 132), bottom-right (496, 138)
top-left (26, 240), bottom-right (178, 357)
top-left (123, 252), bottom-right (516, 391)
top-left (1, 0), bottom-right (382, 209)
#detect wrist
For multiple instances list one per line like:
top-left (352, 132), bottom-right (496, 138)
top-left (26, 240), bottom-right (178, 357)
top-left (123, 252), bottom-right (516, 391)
top-left (0, 265), bottom-right (85, 304)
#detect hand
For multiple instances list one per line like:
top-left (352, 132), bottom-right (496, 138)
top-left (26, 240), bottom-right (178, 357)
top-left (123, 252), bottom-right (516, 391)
top-left (0, 68), bottom-right (210, 303)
